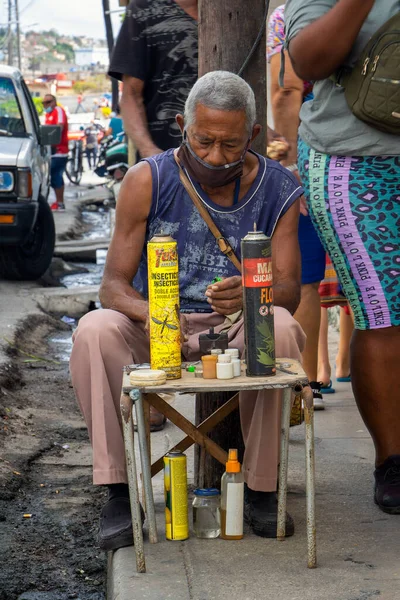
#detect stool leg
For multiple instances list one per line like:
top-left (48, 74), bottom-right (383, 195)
top-left (120, 392), bottom-right (146, 573)
top-left (303, 385), bottom-right (317, 568)
top-left (132, 389), bottom-right (158, 545)
top-left (141, 396), bottom-right (151, 512)
top-left (277, 387), bottom-right (292, 541)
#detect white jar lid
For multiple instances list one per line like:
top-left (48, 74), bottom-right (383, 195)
top-left (225, 348), bottom-right (239, 357)
top-left (218, 354), bottom-right (232, 363)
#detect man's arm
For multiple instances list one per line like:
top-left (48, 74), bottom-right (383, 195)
top-left (271, 200), bottom-right (301, 315)
top-left (99, 161), bottom-right (153, 322)
top-left (287, 0), bottom-right (375, 81)
top-left (121, 75), bottom-right (163, 158)
top-left (270, 52), bottom-right (303, 169)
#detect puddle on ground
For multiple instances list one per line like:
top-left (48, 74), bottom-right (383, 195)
top-left (49, 331), bottom-right (75, 363)
top-left (49, 208), bottom-right (108, 360)
top-left (61, 262), bottom-right (104, 288)
top-left (81, 208), bottom-right (111, 240)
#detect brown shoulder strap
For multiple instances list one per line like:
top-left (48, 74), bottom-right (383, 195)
top-left (174, 153), bottom-right (242, 274)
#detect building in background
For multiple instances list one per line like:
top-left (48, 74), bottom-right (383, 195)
top-left (74, 47), bottom-right (109, 68)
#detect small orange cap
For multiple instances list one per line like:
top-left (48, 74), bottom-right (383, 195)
top-left (226, 448), bottom-right (241, 473)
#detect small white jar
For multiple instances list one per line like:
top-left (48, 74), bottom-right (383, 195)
top-left (225, 348), bottom-right (239, 358)
top-left (225, 349), bottom-right (241, 377)
top-left (216, 354), bottom-right (234, 379)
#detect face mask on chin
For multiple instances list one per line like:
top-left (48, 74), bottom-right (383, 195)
top-left (44, 106), bottom-right (53, 114)
top-left (177, 131), bottom-right (250, 187)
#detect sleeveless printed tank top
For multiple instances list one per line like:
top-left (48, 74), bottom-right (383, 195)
top-left (133, 149), bottom-right (302, 312)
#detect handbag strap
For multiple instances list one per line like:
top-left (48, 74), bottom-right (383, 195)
top-left (174, 153), bottom-right (242, 274)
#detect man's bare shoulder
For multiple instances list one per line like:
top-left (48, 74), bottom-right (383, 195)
top-left (117, 160), bottom-right (153, 222)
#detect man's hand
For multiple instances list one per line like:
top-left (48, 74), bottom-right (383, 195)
top-left (205, 276), bottom-right (243, 315)
top-left (267, 125), bottom-right (290, 161)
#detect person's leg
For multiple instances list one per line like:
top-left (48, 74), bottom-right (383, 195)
top-left (351, 327), bottom-right (400, 463)
top-left (317, 307), bottom-right (331, 386)
top-left (336, 306), bottom-right (353, 379)
top-left (70, 308), bottom-right (150, 485)
top-left (294, 281), bottom-right (321, 381)
top-left (238, 308), bottom-right (305, 489)
top-left (238, 308), bottom-right (306, 536)
top-left (183, 308), bottom-right (305, 495)
top-left (86, 149), bottom-right (92, 169)
top-left (55, 186), bottom-right (64, 205)
top-left (70, 308), bottom-right (152, 550)
top-left (351, 326), bottom-right (400, 512)
top-left (50, 157), bottom-right (66, 209)
top-left (295, 213), bottom-right (326, 408)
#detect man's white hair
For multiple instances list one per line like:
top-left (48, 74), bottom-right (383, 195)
top-left (184, 71), bottom-right (256, 135)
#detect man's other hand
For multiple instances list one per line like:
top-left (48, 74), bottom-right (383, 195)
top-left (205, 276), bottom-right (243, 315)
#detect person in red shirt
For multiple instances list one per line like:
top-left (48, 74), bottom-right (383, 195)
top-left (43, 94), bottom-right (69, 210)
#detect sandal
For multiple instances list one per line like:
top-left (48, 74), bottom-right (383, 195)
top-left (320, 380), bottom-right (336, 394)
top-left (336, 375), bottom-right (351, 382)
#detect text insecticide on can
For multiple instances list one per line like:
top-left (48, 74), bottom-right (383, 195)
top-left (163, 450), bottom-right (189, 540)
top-left (241, 230), bottom-right (276, 376)
top-left (147, 234), bottom-right (181, 379)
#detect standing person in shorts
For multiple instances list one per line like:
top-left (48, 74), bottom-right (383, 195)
top-left (285, 0), bottom-right (400, 514)
top-left (43, 94), bottom-right (69, 211)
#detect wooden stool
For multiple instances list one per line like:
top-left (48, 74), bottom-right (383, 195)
top-left (120, 358), bottom-right (316, 573)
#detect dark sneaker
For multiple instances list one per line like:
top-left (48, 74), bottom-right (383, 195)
top-left (98, 497), bottom-right (145, 551)
top-left (134, 406), bottom-right (167, 432)
top-left (309, 381), bottom-right (325, 411)
top-left (374, 455), bottom-right (400, 515)
top-left (244, 484), bottom-right (294, 538)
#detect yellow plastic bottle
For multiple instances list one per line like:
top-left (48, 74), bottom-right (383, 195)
top-left (220, 449), bottom-right (244, 540)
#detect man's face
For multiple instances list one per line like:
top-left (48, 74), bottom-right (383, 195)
top-left (178, 104), bottom-right (251, 167)
top-left (43, 96), bottom-right (55, 111)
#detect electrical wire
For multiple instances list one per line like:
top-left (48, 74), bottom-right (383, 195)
top-left (237, 0), bottom-right (270, 77)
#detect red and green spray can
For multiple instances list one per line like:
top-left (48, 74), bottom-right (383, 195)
top-left (241, 230), bottom-right (276, 376)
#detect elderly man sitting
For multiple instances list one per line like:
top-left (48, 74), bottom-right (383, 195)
top-left (70, 71), bottom-right (305, 551)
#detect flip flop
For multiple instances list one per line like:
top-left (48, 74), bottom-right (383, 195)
top-left (320, 380), bottom-right (336, 394)
top-left (337, 375), bottom-right (351, 382)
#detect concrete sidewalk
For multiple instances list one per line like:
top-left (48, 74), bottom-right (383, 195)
top-left (108, 343), bottom-right (400, 600)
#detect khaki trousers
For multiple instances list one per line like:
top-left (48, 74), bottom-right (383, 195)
top-left (70, 307), bottom-right (305, 491)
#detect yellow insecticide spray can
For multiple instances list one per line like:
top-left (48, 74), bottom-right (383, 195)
top-left (147, 234), bottom-right (181, 379)
top-left (163, 450), bottom-right (189, 540)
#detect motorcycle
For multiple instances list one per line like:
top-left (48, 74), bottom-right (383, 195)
top-left (94, 132), bottom-right (129, 202)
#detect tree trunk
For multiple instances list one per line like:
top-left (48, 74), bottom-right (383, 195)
top-left (198, 0), bottom-right (267, 154)
top-left (194, 1), bottom-right (267, 487)
top-left (194, 392), bottom-right (244, 489)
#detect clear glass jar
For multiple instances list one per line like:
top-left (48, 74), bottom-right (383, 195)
top-left (192, 488), bottom-right (221, 538)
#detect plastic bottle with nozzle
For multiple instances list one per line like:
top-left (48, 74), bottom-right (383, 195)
top-left (220, 449), bottom-right (244, 540)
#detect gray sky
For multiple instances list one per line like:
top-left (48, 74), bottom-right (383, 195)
top-left (20, 0), bottom-right (123, 40)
